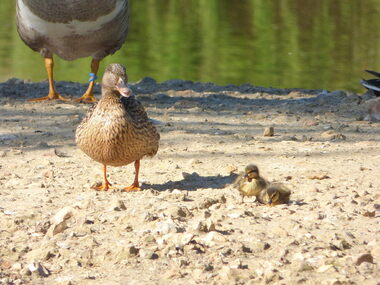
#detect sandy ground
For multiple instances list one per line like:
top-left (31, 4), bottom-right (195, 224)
top-left (0, 78), bottom-right (379, 285)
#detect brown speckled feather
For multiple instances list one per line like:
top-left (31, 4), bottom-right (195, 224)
top-left (75, 92), bottom-right (159, 167)
top-left (16, 0), bottom-right (129, 60)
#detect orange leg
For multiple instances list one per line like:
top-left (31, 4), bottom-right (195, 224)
top-left (92, 164), bottom-right (113, 191)
top-left (74, 58), bottom-right (100, 103)
top-left (29, 57), bottom-right (68, 102)
top-left (123, 160), bottom-right (142, 192)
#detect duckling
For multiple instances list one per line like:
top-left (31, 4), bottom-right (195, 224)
top-left (257, 183), bottom-right (291, 206)
top-left (75, 63), bottom-right (160, 191)
top-left (16, 0), bottom-right (129, 102)
top-left (234, 164), bottom-right (267, 203)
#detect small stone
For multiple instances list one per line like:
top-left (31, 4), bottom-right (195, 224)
top-left (115, 246), bottom-right (139, 261)
top-left (198, 196), bottom-right (226, 209)
top-left (330, 239), bottom-right (351, 251)
top-left (144, 213), bottom-right (158, 222)
top-left (35, 220), bottom-right (51, 234)
top-left (316, 264), bottom-right (333, 273)
top-left (202, 231), bottom-right (227, 247)
top-left (156, 221), bottom-right (179, 235)
top-left (139, 249), bottom-right (158, 260)
top-left (362, 210), bottom-right (375, 217)
top-left (27, 261), bottom-right (50, 277)
top-left (188, 159), bottom-right (202, 165)
top-left (355, 253), bottom-right (374, 265)
top-left (11, 262), bottom-right (22, 271)
top-left (263, 127), bottom-right (274, 137)
top-left (0, 260), bottom-right (12, 270)
top-left (250, 240), bottom-right (271, 252)
top-left (0, 151), bottom-right (7, 157)
top-left (303, 119), bottom-right (318, 127)
top-left (321, 130), bottom-right (346, 140)
top-left (297, 261), bottom-right (314, 272)
top-left (226, 165), bottom-right (238, 174)
top-left (168, 206), bottom-right (191, 219)
top-left (46, 206), bottom-right (74, 237)
top-left (195, 219), bottom-right (216, 233)
top-left (54, 148), bottom-right (69, 157)
top-left (308, 173), bottom-right (330, 180)
top-left (110, 199), bottom-right (127, 211)
top-left (36, 141), bottom-right (49, 148)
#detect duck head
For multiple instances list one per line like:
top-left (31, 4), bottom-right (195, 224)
top-left (244, 164), bottom-right (260, 180)
top-left (266, 186), bottom-right (280, 205)
top-left (102, 63), bottom-right (133, 97)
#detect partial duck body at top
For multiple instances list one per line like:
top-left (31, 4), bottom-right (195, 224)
top-left (16, 0), bottom-right (129, 102)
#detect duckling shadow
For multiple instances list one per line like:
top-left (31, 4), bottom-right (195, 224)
top-left (143, 172), bottom-right (238, 191)
top-left (289, 200), bottom-right (307, 206)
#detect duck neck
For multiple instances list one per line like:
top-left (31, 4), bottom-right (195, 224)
top-left (101, 88), bottom-right (121, 101)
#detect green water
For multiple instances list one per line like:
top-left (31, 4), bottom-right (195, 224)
top-left (1, 0), bottom-right (380, 92)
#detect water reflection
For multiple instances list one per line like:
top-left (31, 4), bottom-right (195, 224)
top-left (1, 0), bottom-right (380, 92)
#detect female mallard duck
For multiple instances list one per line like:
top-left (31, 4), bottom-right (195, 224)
top-left (16, 0), bottom-right (129, 103)
top-left (234, 164), bottom-right (268, 203)
top-left (257, 183), bottom-right (291, 206)
top-left (75, 63), bottom-right (160, 191)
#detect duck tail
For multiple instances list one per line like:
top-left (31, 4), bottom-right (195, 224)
top-left (360, 79), bottom-right (380, 93)
top-left (365, 70), bottom-right (380, 78)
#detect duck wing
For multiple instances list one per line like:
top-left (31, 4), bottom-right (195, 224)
top-left (365, 70), bottom-right (380, 78)
top-left (121, 96), bottom-right (160, 147)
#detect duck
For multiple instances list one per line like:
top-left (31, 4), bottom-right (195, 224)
top-left (360, 70), bottom-right (380, 96)
top-left (257, 183), bottom-right (291, 206)
top-left (234, 164), bottom-right (268, 203)
top-left (16, 0), bottom-right (129, 103)
top-left (75, 63), bottom-right (160, 191)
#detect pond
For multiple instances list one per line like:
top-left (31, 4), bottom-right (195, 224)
top-left (1, 0), bottom-right (380, 93)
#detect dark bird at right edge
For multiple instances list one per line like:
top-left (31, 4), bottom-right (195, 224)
top-left (360, 70), bottom-right (380, 96)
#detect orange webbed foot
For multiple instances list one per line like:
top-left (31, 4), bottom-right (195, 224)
top-left (91, 181), bottom-right (113, 191)
top-left (74, 93), bottom-right (97, 103)
top-left (28, 92), bottom-right (69, 102)
top-left (123, 184), bottom-right (141, 192)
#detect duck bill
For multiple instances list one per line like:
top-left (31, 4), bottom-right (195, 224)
top-left (116, 78), bottom-right (133, 97)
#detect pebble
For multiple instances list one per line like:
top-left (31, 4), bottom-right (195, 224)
top-left (115, 246), bottom-right (139, 261)
top-left (168, 206), bottom-right (191, 219)
top-left (139, 248), bottom-right (159, 260)
top-left (46, 206), bottom-right (74, 237)
top-left (303, 119), bottom-right (319, 127)
top-left (202, 231), bottom-right (227, 247)
top-left (263, 127), bottom-right (274, 136)
top-left (321, 130), bottom-right (346, 140)
top-left (355, 253), bottom-right (374, 265)
top-left (156, 221), bottom-right (179, 235)
top-left (194, 219), bottom-right (216, 233)
top-left (110, 199), bottom-right (127, 211)
top-left (11, 262), bottom-right (22, 271)
top-left (27, 261), bottom-right (50, 277)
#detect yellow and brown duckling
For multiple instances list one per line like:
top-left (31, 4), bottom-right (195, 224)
top-left (75, 63), bottom-right (160, 191)
top-left (257, 183), bottom-right (291, 206)
top-left (234, 164), bottom-right (268, 203)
